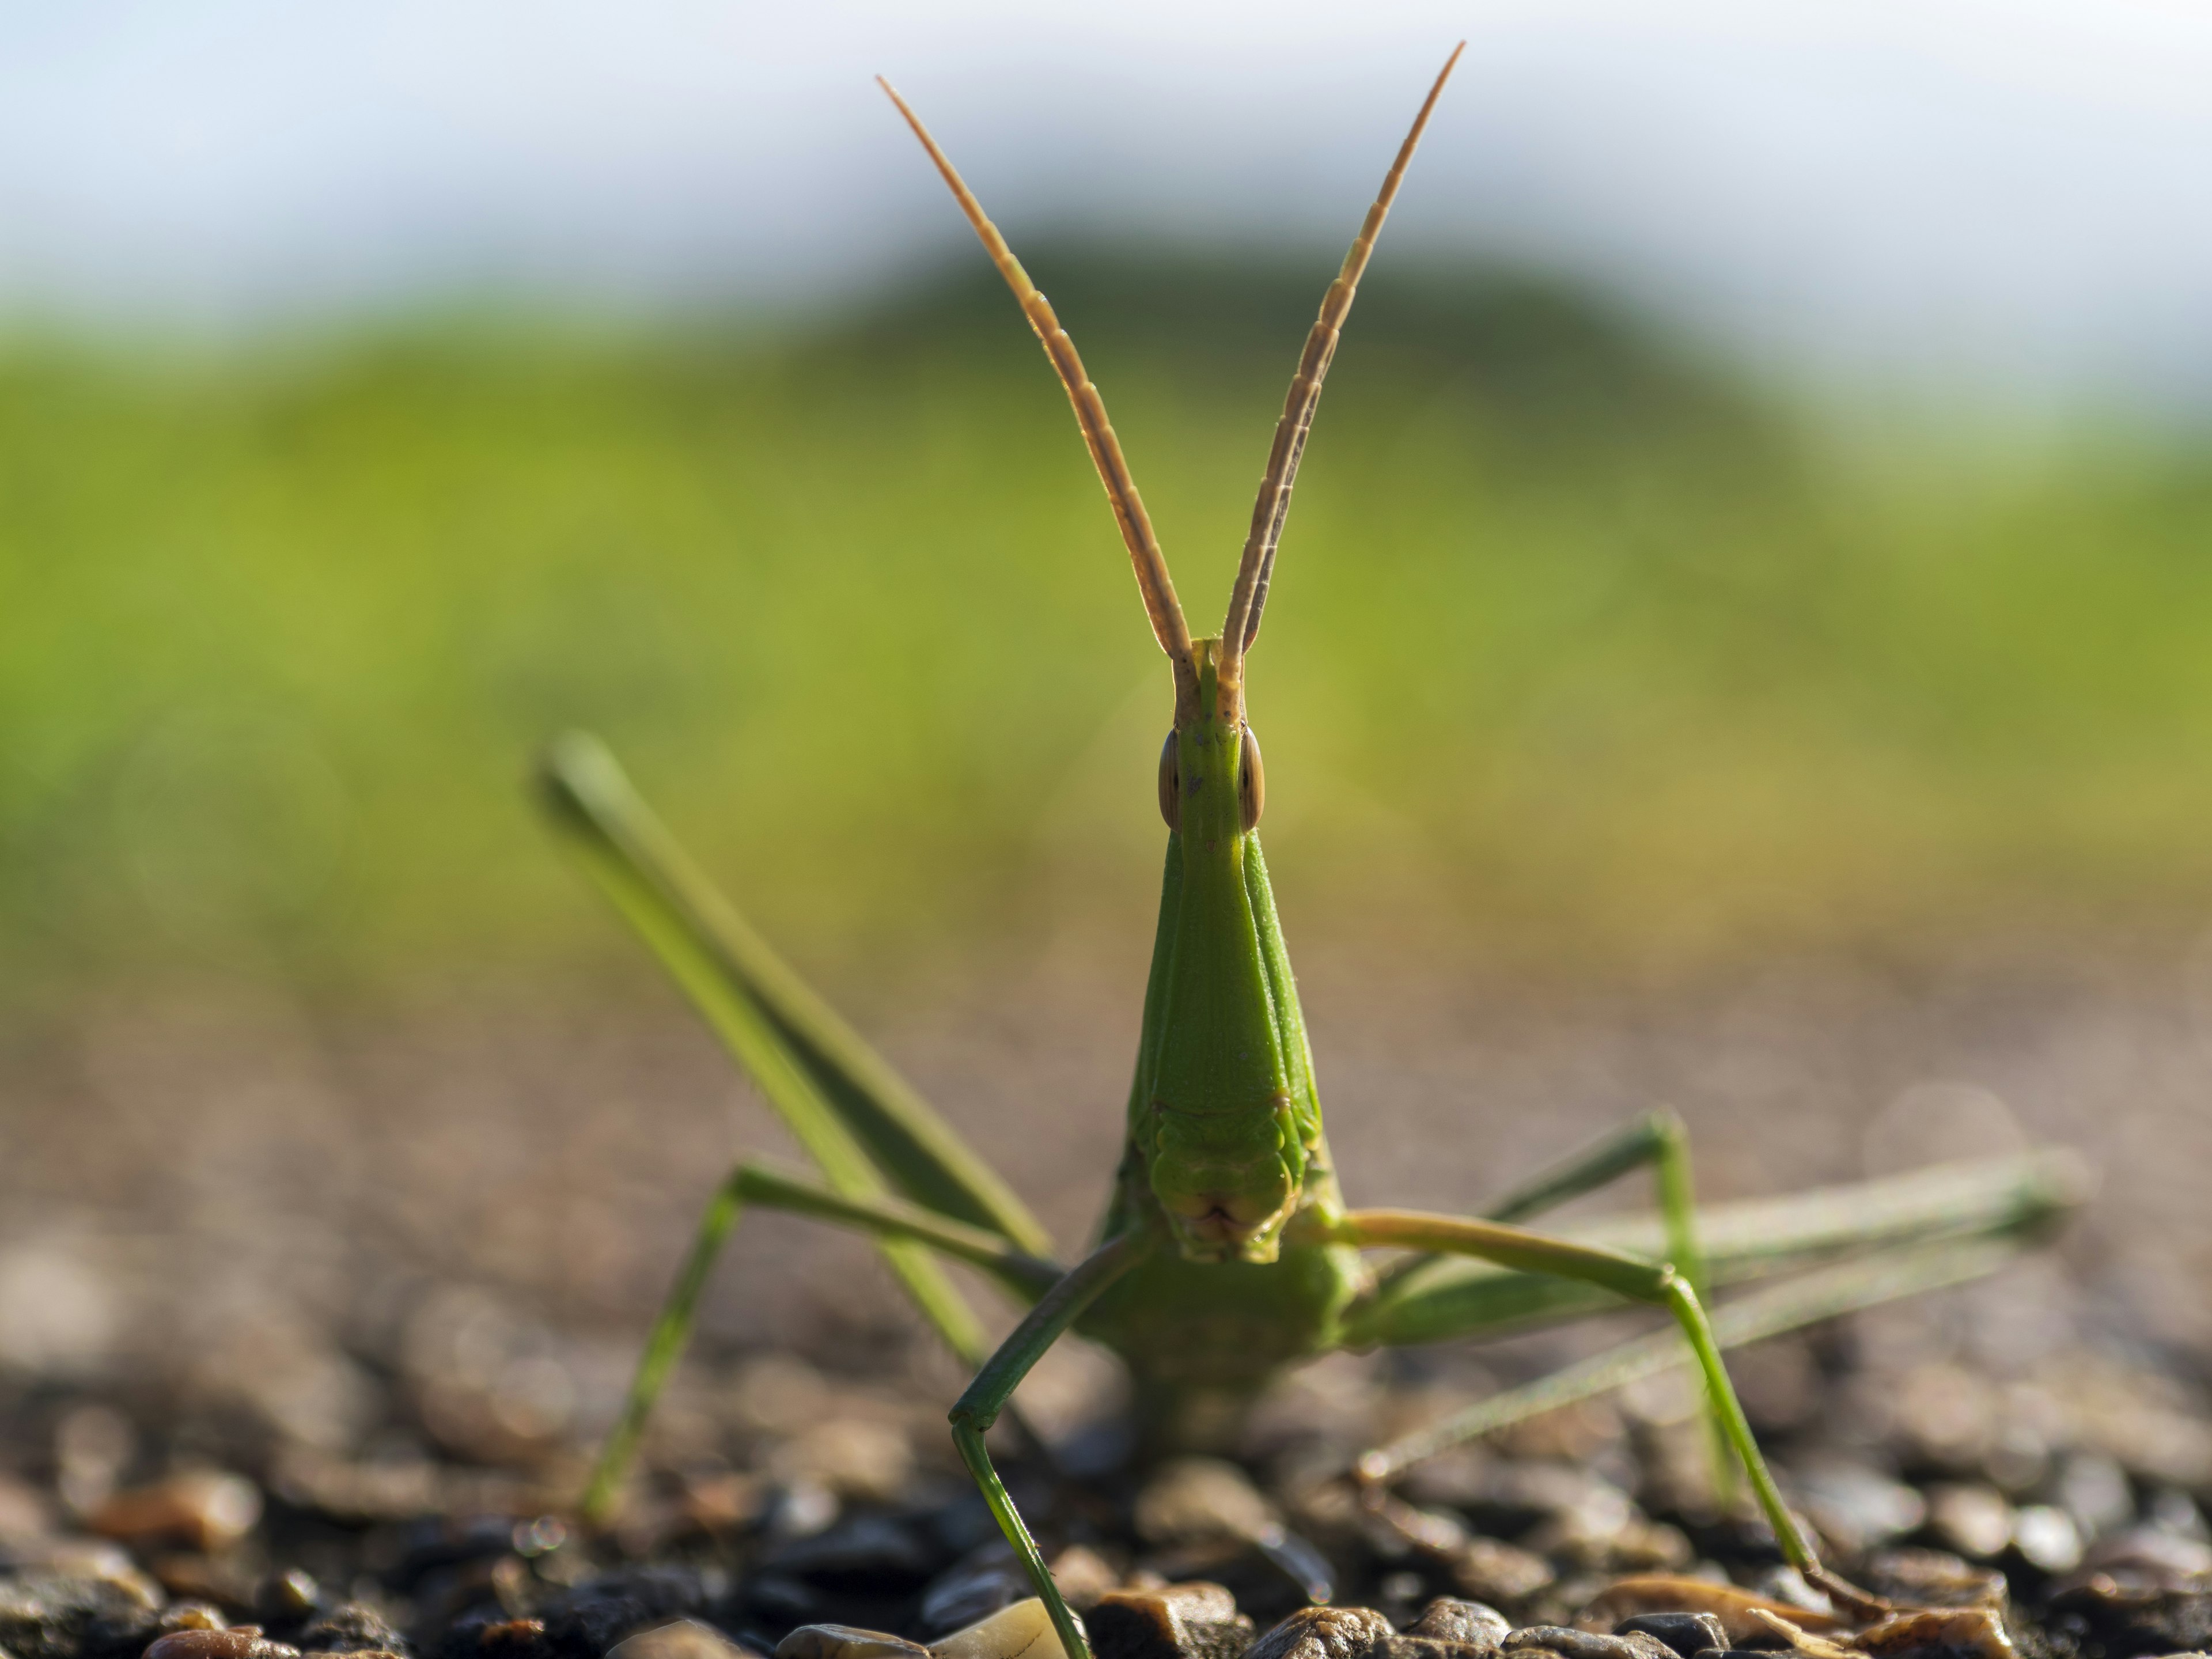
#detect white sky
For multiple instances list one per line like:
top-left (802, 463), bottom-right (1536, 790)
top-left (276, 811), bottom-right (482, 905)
top-left (2, 1), bottom-right (2209, 402)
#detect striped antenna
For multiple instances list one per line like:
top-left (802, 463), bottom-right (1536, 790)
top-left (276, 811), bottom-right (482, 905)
top-left (1218, 44), bottom-right (1464, 679)
top-left (878, 78), bottom-right (1194, 672)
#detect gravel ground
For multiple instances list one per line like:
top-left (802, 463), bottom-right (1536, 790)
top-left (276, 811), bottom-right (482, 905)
top-left (0, 935), bottom-right (2206, 1659)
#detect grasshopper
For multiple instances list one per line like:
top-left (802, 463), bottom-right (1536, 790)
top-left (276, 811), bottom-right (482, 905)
top-left (539, 46), bottom-right (2084, 1659)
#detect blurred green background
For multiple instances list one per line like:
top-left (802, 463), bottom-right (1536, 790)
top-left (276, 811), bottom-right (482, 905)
top-left (6, 251), bottom-right (2211, 1005)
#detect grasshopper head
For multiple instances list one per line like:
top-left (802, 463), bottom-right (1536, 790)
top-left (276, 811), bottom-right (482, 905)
top-left (1148, 1097), bottom-right (1305, 1263)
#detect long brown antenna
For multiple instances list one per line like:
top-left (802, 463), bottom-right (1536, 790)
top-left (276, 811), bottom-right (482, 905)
top-left (878, 78), bottom-right (1194, 673)
top-left (1218, 44), bottom-right (1464, 685)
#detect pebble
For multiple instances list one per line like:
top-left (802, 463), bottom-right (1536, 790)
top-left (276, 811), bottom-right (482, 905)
top-left (1088, 1582), bottom-right (1255, 1659)
top-left (775, 1626), bottom-right (931, 1659)
top-left (299, 1604), bottom-right (408, 1656)
top-left (91, 1475), bottom-right (263, 1554)
top-left (159, 1604), bottom-right (230, 1636)
top-left (1137, 1461), bottom-right (1281, 1546)
top-left (1499, 1630), bottom-right (1671, 1659)
top-left (2052, 1453), bottom-right (2135, 1540)
top-left (1925, 1485), bottom-right (2013, 1561)
top-left (1854, 1608), bottom-right (2017, 1659)
top-left (762, 1516), bottom-right (938, 1589)
top-left (1788, 1463), bottom-right (1927, 1557)
top-left (1610, 1614), bottom-right (1726, 1659)
top-left (144, 1625), bottom-right (303, 1659)
top-left (1575, 1580), bottom-right (1842, 1645)
top-left (918, 1547), bottom-right (1029, 1639)
top-left (1244, 1606), bottom-right (1395, 1659)
top-left (608, 1619), bottom-right (762, 1659)
top-left (931, 1598), bottom-right (1069, 1659)
top-left (256, 1570), bottom-right (323, 1626)
top-left (541, 1566), bottom-right (727, 1658)
top-left (0, 1566), bottom-right (168, 1659)
top-left (1046, 1550), bottom-right (1121, 1616)
top-left (1856, 1549), bottom-right (2008, 1611)
top-left (1448, 1541), bottom-right (1555, 1608)
top-left (2011, 1504), bottom-right (2084, 1573)
top-left (1403, 1600), bottom-right (1509, 1653)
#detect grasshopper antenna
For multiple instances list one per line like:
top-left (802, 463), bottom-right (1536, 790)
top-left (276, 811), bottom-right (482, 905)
top-left (1217, 44), bottom-right (1464, 700)
top-left (878, 76), bottom-right (1196, 685)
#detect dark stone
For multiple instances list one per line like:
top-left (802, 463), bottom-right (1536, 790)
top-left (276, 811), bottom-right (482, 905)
top-left (0, 1570), bottom-right (166, 1659)
top-left (301, 1603), bottom-right (410, 1657)
top-left (916, 1546), bottom-right (1027, 1639)
top-left (2047, 1586), bottom-right (2212, 1659)
top-left (756, 1519), bottom-right (937, 1592)
top-left (1089, 1584), bottom-right (1256, 1659)
top-left (438, 1613), bottom-right (555, 1659)
top-left (541, 1568), bottom-right (727, 1659)
top-left (1613, 1616), bottom-right (1729, 1659)
top-left (256, 1573), bottom-right (323, 1631)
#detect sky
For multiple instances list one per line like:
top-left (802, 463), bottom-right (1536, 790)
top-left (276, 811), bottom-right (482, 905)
top-left (1, 1), bottom-right (2209, 403)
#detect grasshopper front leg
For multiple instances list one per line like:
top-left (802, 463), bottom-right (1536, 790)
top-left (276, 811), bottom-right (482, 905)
top-left (950, 1233), bottom-right (1154, 1659)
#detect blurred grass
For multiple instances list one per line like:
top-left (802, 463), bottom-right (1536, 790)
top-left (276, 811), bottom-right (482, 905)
top-left (5, 252), bottom-right (2212, 999)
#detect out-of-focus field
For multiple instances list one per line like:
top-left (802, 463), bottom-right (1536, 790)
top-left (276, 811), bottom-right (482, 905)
top-left (7, 255), bottom-right (2212, 1005)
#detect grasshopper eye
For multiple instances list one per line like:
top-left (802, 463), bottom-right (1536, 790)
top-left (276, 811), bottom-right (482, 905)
top-left (1238, 725), bottom-right (1264, 831)
top-left (1157, 732), bottom-right (1181, 832)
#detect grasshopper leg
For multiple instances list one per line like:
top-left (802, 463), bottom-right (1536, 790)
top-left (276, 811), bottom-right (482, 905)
top-left (950, 1233), bottom-right (1153, 1659)
top-left (584, 1161), bottom-right (1063, 1525)
top-left (1328, 1207), bottom-right (1881, 1612)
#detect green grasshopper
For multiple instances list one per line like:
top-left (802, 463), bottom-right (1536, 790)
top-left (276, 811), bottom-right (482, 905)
top-left (539, 46), bottom-right (2084, 1659)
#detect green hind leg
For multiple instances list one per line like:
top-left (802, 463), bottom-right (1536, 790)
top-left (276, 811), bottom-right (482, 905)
top-left (1330, 1207), bottom-right (1885, 1614)
top-left (1432, 1109), bottom-right (1724, 1495)
top-left (584, 1161), bottom-right (1065, 1523)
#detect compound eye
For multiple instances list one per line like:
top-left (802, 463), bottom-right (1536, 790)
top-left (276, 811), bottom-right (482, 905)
top-left (1237, 724), bottom-right (1264, 831)
top-left (1157, 731), bottom-right (1181, 832)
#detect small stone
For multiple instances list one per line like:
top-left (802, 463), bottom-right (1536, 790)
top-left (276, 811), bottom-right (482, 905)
top-left (1046, 1550), bottom-right (1120, 1616)
top-left (1853, 1608), bottom-right (2016, 1659)
top-left (1088, 1583), bottom-right (1253, 1659)
top-left (145, 1626), bottom-right (302, 1659)
top-left (0, 1476), bottom-right (52, 1544)
top-left (1499, 1630), bottom-right (1671, 1659)
top-left (1574, 1581), bottom-right (1843, 1646)
top-left (1926, 1486), bottom-right (2013, 1562)
top-left (0, 1567), bottom-right (167, 1659)
top-left (2012, 1505), bottom-right (2084, 1574)
top-left (931, 1599), bottom-right (1069, 1659)
top-left (775, 1627), bottom-right (931, 1659)
top-left (91, 1474), bottom-right (263, 1554)
top-left (1244, 1607), bottom-right (1395, 1659)
top-left (160, 1605), bottom-right (230, 1636)
top-left (919, 1546), bottom-right (1030, 1639)
top-left (1857, 1548), bottom-right (2008, 1611)
top-left (1611, 1615), bottom-right (1725, 1659)
top-left (2081, 1528), bottom-right (2212, 1588)
top-left (762, 1515), bottom-right (937, 1589)
top-left (1449, 1541), bottom-right (1554, 1608)
top-left (608, 1620), bottom-right (760, 1659)
top-left (1789, 1463), bottom-right (1926, 1558)
top-left (257, 1571), bottom-right (323, 1626)
top-left (1135, 1461), bottom-right (1280, 1547)
top-left (2053, 1454), bottom-right (2135, 1540)
top-left (543, 1567), bottom-right (725, 1658)
top-left (300, 1604), bottom-right (408, 1656)
top-left (1406, 1601), bottom-right (1510, 1652)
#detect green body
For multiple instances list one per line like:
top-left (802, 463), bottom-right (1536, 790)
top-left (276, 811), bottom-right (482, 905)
top-left (1078, 642), bottom-right (1367, 1446)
